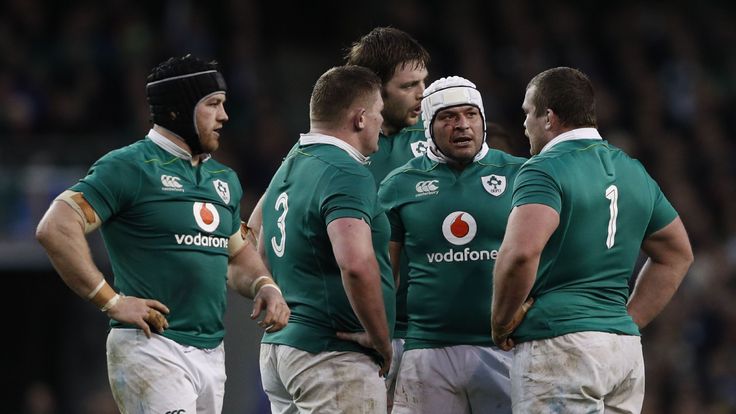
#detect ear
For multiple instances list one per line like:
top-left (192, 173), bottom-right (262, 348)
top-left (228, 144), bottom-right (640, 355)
top-left (544, 109), bottom-right (555, 130)
top-left (353, 108), bottom-right (367, 131)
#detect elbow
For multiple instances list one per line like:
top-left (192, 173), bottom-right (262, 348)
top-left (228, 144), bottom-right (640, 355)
top-left (35, 219), bottom-right (53, 248)
top-left (678, 249), bottom-right (694, 280)
top-left (684, 246), bottom-right (695, 269)
top-left (339, 258), bottom-right (378, 282)
top-left (36, 215), bottom-right (77, 249)
top-left (501, 246), bottom-right (540, 268)
top-left (675, 243), bottom-right (695, 277)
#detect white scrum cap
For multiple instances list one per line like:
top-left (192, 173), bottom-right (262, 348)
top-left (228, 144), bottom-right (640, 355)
top-left (421, 76), bottom-right (486, 141)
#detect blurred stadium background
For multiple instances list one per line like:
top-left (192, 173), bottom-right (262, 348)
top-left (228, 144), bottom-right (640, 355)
top-left (2, 1), bottom-right (735, 413)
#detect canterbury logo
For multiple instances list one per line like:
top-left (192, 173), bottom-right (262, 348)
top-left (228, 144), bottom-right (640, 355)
top-left (165, 410), bottom-right (186, 414)
top-left (415, 180), bottom-right (439, 196)
top-left (161, 175), bottom-right (184, 191)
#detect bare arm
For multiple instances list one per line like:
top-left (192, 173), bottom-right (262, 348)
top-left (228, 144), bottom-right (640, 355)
top-left (328, 217), bottom-right (392, 377)
top-left (227, 230), bottom-right (289, 333)
top-left (36, 195), bottom-right (105, 298)
top-left (35, 192), bottom-right (169, 338)
top-left (245, 192), bottom-right (266, 248)
top-left (491, 204), bottom-right (558, 350)
top-left (388, 241), bottom-right (403, 289)
top-left (628, 217), bottom-right (693, 328)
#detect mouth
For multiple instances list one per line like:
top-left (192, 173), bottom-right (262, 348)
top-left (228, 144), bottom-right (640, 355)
top-left (410, 105), bottom-right (421, 117)
top-left (451, 136), bottom-right (474, 147)
top-left (213, 128), bottom-right (222, 137)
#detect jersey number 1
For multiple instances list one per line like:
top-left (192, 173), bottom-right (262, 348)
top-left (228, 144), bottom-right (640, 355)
top-left (271, 192), bottom-right (289, 257)
top-left (605, 185), bottom-right (618, 249)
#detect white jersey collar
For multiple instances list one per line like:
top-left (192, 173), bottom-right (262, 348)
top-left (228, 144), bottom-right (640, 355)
top-left (426, 141), bottom-right (489, 164)
top-left (147, 128), bottom-right (211, 164)
top-left (298, 133), bottom-right (369, 165)
top-left (540, 127), bottom-right (602, 154)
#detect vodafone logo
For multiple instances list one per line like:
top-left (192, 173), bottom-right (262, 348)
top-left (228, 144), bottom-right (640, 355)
top-left (193, 202), bottom-right (220, 233)
top-left (441, 211), bottom-right (477, 245)
top-left (173, 202), bottom-right (228, 249)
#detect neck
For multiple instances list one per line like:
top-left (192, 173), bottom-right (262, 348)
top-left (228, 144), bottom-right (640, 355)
top-left (430, 147), bottom-right (471, 171)
top-left (548, 123), bottom-right (576, 140)
top-left (310, 125), bottom-right (367, 157)
top-left (448, 160), bottom-right (471, 171)
top-left (152, 125), bottom-right (202, 166)
top-left (381, 122), bottom-right (399, 136)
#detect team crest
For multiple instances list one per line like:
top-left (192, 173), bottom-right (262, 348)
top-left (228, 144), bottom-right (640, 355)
top-left (213, 179), bottom-right (230, 203)
top-left (482, 174), bottom-right (506, 197)
top-left (410, 140), bottom-right (429, 157)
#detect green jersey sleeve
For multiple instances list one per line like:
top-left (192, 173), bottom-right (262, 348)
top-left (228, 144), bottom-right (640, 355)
top-left (71, 152), bottom-right (141, 221)
top-left (321, 171), bottom-right (375, 226)
top-left (512, 162), bottom-right (562, 213)
top-left (644, 178), bottom-right (677, 237)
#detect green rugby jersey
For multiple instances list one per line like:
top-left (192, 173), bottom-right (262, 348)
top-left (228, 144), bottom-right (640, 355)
top-left (71, 135), bottom-right (242, 349)
top-left (261, 134), bottom-right (395, 355)
top-left (368, 120), bottom-right (428, 338)
top-left (511, 131), bottom-right (678, 343)
top-left (367, 120), bottom-right (428, 186)
top-left (379, 146), bottom-right (526, 350)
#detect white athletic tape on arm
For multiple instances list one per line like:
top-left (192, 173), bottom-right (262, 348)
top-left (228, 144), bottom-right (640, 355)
top-left (250, 275), bottom-right (280, 297)
top-left (259, 284), bottom-right (282, 295)
top-left (229, 228), bottom-right (247, 259)
top-left (100, 293), bottom-right (121, 312)
top-left (86, 279), bottom-right (107, 300)
top-left (55, 190), bottom-right (102, 234)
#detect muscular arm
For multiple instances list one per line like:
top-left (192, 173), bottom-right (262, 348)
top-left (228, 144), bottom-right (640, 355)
top-left (328, 217), bottom-right (392, 376)
top-left (35, 191), bottom-right (169, 337)
top-left (227, 228), bottom-right (289, 332)
top-left (36, 194), bottom-right (105, 299)
top-left (491, 204), bottom-right (558, 349)
top-left (627, 217), bottom-right (693, 328)
top-left (389, 241), bottom-right (403, 289)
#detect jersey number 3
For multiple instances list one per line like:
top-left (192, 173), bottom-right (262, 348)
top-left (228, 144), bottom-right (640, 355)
top-left (605, 185), bottom-right (618, 249)
top-left (271, 192), bottom-right (289, 257)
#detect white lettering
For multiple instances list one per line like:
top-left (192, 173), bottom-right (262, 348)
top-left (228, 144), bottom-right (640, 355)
top-left (424, 248), bottom-right (499, 263)
top-left (174, 232), bottom-right (229, 249)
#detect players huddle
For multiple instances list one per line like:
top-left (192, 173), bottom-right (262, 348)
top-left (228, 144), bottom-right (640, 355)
top-left (37, 28), bottom-right (692, 414)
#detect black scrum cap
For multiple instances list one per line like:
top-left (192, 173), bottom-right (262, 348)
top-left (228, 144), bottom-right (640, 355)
top-left (146, 69), bottom-right (227, 154)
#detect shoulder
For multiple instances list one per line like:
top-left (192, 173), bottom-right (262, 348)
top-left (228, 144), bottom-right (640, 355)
top-left (381, 155), bottom-right (436, 186)
top-left (385, 121), bottom-right (426, 143)
top-left (304, 146), bottom-right (374, 180)
top-left (605, 142), bottom-right (644, 167)
top-left (519, 150), bottom-right (557, 171)
top-left (205, 157), bottom-right (239, 179)
top-left (91, 140), bottom-right (151, 170)
top-left (514, 153), bottom-right (561, 187)
top-left (481, 149), bottom-right (528, 171)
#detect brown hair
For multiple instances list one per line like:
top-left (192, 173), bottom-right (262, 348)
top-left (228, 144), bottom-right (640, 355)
top-left (527, 67), bottom-right (597, 128)
top-left (344, 27), bottom-right (430, 85)
top-left (310, 66), bottom-right (381, 124)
